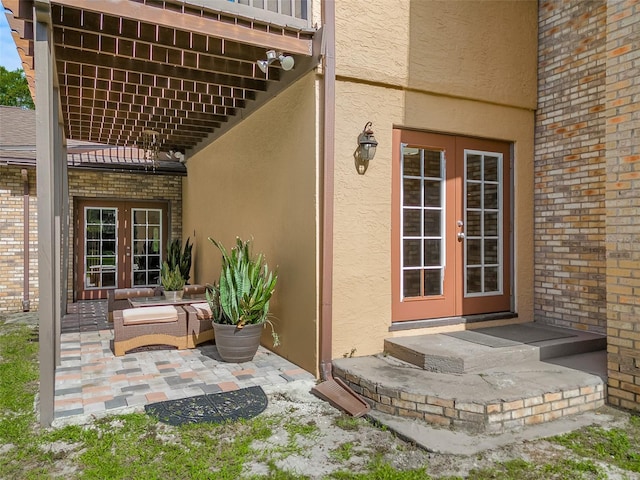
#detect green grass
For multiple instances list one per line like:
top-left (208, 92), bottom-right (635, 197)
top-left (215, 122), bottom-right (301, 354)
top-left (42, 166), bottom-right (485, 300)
top-left (464, 457), bottom-right (608, 479)
top-left (552, 417), bottom-right (640, 473)
top-left (2, 320), bottom-right (640, 480)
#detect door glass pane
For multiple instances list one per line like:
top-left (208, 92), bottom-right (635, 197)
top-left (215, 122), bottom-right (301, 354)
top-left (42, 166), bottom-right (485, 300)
top-left (403, 209), bottom-right (421, 236)
top-left (403, 178), bottom-right (421, 206)
top-left (464, 150), bottom-right (503, 296)
top-left (401, 145), bottom-right (444, 299)
top-left (84, 207), bottom-right (118, 289)
top-left (403, 239), bottom-right (421, 267)
top-left (424, 210), bottom-right (440, 236)
top-left (132, 208), bottom-right (163, 286)
top-left (424, 239), bottom-right (441, 267)
top-left (467, 210), bottom-right (481, 237)
top-left (424, 270), bottom-right (442, 296)
top-left (403, 270), bottom-right (421, 297)
top-left (484, 156), bottom-right (499, 182)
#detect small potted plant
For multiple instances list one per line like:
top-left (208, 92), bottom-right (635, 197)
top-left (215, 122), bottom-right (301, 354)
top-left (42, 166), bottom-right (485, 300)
top-left (160, 261), bottom-right (185, 301)
top-left (166, 237), bottom-right (193, 284)
top-left (206, 237), bottom-right (279, 362)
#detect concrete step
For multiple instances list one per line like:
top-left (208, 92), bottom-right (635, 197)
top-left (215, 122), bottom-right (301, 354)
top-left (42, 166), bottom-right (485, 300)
top-left (384, 323), bottom-right (606, 374)
top-left (332, 350), bottom-right (606, 434)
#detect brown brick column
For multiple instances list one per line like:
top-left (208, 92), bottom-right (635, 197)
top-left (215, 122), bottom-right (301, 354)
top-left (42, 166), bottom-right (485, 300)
top-left (605, 0), bottom-right (640, 411)
top-left (534, 1), bottom-right (607, 332)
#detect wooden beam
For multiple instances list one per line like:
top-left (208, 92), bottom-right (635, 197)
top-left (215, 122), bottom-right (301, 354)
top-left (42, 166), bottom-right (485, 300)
top-left (54, 0), bottom-right (313, 55)
top-left (34, 0), bottom-right (56, 427)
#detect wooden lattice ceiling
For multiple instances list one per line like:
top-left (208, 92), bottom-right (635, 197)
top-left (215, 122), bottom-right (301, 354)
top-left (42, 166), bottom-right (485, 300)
top-left (3, 0), bottom-right (317, 155)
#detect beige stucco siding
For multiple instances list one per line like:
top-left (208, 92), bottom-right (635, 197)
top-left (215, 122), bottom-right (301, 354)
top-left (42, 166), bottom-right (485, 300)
top-left (331, 0), bottom-right (537, 358)
top-left (182, 74), bottom-right (319, 374)
top-left (336, 0), bottom-right (538, 110)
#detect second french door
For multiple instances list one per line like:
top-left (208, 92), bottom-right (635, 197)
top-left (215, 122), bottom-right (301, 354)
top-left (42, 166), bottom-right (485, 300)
top-left (392, 130), bottom-right (512, 321)
top-left (75, 199), bottom-right (168, 300)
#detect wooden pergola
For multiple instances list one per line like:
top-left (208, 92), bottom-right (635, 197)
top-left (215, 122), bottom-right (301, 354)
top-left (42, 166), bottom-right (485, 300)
top-left (3, 0), bottom-right (321, 425)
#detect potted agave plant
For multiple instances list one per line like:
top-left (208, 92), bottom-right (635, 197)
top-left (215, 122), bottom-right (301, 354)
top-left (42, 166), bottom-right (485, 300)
top-left (206, 237), bottom-right (279, 363)
top-left (160, 261), bottom-right (185, 301)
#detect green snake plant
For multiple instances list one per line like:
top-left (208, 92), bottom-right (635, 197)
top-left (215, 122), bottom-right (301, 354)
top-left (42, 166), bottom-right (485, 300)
top-left (206, 237), bottom-right (279, 346)
top-left (160, 261), bottom-right (185, 291)
top-left (166, 237), bottom-right (192, 284)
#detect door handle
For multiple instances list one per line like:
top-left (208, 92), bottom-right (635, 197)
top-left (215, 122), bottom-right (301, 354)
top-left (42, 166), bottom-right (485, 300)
top-left (457, 232), bottom-right (465, 241)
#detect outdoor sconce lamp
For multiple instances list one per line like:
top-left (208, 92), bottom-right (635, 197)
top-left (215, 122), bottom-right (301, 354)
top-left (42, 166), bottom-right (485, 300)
top-left (357, 122), bottom-right (378, 161)
top-left (354, 122), bottom-right (378, 174)
top-left (257, 50), bottom-right (295, 73)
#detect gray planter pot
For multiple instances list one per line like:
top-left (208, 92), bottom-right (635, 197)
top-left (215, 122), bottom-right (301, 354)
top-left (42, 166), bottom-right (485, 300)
top-left (212, 322), bottom-right (263, 363)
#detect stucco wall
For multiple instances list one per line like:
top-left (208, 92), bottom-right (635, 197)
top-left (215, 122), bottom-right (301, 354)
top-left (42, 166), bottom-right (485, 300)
top-left (331, 0), bottom-right (538, 358)
top-left (182, 74), bottom-right (318, 374)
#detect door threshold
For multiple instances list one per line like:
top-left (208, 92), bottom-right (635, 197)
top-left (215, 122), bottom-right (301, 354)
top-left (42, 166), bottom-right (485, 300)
top-left (388, 312), bottom-right (518, 332)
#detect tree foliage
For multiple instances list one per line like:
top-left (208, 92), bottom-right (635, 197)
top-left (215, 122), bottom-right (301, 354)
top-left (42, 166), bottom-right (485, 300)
top-left (0, 66), bottom-right (35, 109)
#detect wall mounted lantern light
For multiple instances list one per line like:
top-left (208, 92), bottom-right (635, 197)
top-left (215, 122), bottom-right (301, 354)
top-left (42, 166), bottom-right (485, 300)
top-left (354, 122), bottom-right (378, 175)
top-left (257, 50), bottom-right (295, 73)
top-left (357, 122), bottom-right (378, 161)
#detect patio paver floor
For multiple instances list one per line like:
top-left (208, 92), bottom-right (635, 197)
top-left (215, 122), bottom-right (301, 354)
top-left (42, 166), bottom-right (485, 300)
top-left (54, 301), bottom-right (314, 423)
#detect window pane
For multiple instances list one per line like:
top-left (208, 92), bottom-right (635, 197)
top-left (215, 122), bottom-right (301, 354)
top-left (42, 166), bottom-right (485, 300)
top-left (485, 212), bottom-right (498, 236)
top-left (102, 209), bottom-right (115, 224)
top-left (467, 182), bottom-right (481, 209)
top-left (103, 225), bottom-right (116, 240)
top-left (133, 210), bottom-right (147, 224)
top-left (134, 271), bottom-right (147, 286)
top-left (424, 210), bottom-right (441, 236)
top-left (484, 156), bottom-right (499, 182)
top-left (485, 267), bottom-right (499, 292)
top-left (467, 154), bottom-right (482, 180)
top-left (102, 272), bottom-right (116, 288)
top-left (467, 267), bottom-right (482, 294)
top-left (403, 209), bottom-right (421, 236)
top-left (484, 183), bottom-right (498, 209)
top-left (403, 270), bottom-right (421, 298)
top-left (148, 255), bottom-right (161, 270)
top-left (149, 270), bottom-right (160, 285)
top-left (103, 241), bottom-right (116, 255)
top-left (467, 210), bottom-right (481, 237)
top-left (424, 150), bottom-right (441, 179)
top-left (467, 239), bottom-right (482, 265)
top-left (423, 180), bottom-right (441, 207)
top-left (403, 239), bottom-right (421, 267)
top-left (424, 239), bottom-right (441, 267)
top-left (484, 239), bottom-right (498, 264)
top-left (403, 151), bottom-right (421, 176)
top-left (403, 178), bottom-right (421, 206)
top-left (424, 269), bottom-right (442, 296)
top-left (148, 210), bottom-right (161, 225)
top-left (86, 209), bottom-right (100, 223)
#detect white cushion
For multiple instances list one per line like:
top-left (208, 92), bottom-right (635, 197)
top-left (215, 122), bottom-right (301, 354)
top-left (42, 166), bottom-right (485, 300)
top-left (122, 306), bottom-right (178, 325)
top-left (191, 302), bottom-right (212, 320)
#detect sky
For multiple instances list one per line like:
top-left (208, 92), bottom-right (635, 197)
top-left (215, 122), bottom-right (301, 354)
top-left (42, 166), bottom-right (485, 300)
top-left (0, 4), bottom-right (24, 71)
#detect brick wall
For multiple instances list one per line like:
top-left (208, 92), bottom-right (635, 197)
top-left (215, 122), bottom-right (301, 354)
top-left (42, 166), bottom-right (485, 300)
top-left (534, 1), bottom-right (608, 333)
top-left (0, 165), bottom-right (183, 313)
top-left (0, 166), bottom-right (37, 313)
top-left (605, 0), bottom-right (640, 412)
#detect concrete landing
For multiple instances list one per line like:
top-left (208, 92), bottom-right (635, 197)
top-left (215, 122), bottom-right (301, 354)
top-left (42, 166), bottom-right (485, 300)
top-left (384, 323), bottom-right (606, 373)
top-left (333, 350), bottom-right (606, 433)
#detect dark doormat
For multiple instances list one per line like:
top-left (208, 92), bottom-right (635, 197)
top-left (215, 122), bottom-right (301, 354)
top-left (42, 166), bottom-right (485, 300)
top-left (445, 324), bottom-right (577, 348)
top-left (144, 385), bottom-right (268, 426)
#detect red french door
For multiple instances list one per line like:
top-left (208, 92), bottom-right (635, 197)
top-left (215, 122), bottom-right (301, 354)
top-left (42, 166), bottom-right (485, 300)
top-left (391, 130), bottom-right (511, 321)
top-left (75, 199), bottom-right (168, 300)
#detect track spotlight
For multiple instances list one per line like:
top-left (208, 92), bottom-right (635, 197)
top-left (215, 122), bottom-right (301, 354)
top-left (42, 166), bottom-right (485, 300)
top-left (256, 50), bottom-right (295, 73)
